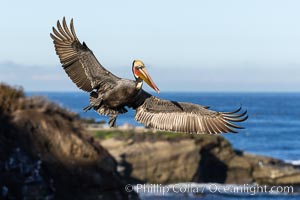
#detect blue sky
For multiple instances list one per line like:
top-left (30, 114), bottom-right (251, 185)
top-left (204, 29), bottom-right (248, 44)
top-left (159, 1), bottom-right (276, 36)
top-left (0, 0), bottom-right (300, 92)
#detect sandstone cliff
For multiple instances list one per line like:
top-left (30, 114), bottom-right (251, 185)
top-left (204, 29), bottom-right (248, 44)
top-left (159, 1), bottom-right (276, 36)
top-left (94, 128), bottom-right (300, 187)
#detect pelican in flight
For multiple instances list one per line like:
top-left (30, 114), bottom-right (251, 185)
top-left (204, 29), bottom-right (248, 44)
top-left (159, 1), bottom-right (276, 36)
top-left (50, 17), bottom-right (248, 134)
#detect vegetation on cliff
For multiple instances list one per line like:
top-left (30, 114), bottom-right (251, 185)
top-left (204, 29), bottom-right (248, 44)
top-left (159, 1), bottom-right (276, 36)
top-left (0, 83), bottom-right (24, 113)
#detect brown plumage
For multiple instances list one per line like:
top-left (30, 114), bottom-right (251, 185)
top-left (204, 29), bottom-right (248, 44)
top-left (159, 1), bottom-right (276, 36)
top-left (50, 17), bottom-right (248, 134)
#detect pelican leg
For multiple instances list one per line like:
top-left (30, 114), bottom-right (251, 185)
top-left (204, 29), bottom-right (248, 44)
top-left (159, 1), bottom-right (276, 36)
top-left (83, 104), bottom-right (93, 112)
top-left (109, 115), bottom-right (118, 127)
top-left (83, 92), bottom-right (103, 112)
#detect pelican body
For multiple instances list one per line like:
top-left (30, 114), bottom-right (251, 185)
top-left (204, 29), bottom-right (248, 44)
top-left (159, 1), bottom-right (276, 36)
top-left (50, 18), bottom-right (248, 134)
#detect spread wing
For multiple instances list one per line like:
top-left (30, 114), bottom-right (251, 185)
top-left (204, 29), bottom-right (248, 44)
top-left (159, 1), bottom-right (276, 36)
top-left (50, 17), bottom-right (120, 92)
top-left (135, 92), bottom-right (248, 134)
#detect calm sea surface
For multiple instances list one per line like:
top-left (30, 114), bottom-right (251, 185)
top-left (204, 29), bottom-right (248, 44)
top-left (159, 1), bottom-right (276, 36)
top-left (27, 92), bottom-right (300, 199)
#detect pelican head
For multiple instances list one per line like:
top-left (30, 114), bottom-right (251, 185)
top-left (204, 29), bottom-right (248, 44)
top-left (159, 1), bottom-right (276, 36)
top-left (132, 60), bottom-right (160, 93)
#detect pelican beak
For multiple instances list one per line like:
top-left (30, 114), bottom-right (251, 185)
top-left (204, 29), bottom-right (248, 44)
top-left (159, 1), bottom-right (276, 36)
top-left (138, 67), bottom-right (160, 93)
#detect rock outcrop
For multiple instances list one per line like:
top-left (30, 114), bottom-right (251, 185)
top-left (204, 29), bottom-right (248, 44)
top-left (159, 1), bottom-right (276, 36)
top-left (97, 129), bottom-right (300, 187)
top-left (0, 84), bottom-right (138, 200)
top-left (2, 83), bottom-right (299, 199)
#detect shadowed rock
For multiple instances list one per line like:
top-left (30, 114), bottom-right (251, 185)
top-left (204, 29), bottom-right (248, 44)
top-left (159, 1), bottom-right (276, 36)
top-left (0, 83), bottom-right (138, 200)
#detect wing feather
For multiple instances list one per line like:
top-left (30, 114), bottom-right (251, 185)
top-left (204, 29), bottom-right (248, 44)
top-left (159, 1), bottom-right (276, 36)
top-left (57, 20), bottom-right (70, 40)
top-left (134, 92), bottom-right (247, 134)
top-left (50, 17), bottom-right (120, 92)
top-left (62, 17), bottom-right (74, 40)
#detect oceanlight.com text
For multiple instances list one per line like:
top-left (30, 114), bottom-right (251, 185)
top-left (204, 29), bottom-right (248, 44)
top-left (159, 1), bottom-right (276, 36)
top-left (125, 183), bottom-right (294, 196)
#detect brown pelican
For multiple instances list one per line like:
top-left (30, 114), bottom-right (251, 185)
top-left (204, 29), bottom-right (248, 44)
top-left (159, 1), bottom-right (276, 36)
top-left (50, 17), bottom-right (248, 134)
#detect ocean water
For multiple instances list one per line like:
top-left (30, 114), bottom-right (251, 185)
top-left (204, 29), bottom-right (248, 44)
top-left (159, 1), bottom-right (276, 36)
top-left (27, 92), bottom-right (300, 199)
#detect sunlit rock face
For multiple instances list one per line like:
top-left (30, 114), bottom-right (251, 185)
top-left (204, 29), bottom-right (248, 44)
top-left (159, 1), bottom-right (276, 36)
top-left (99, 132), bottom-right (300, 187)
